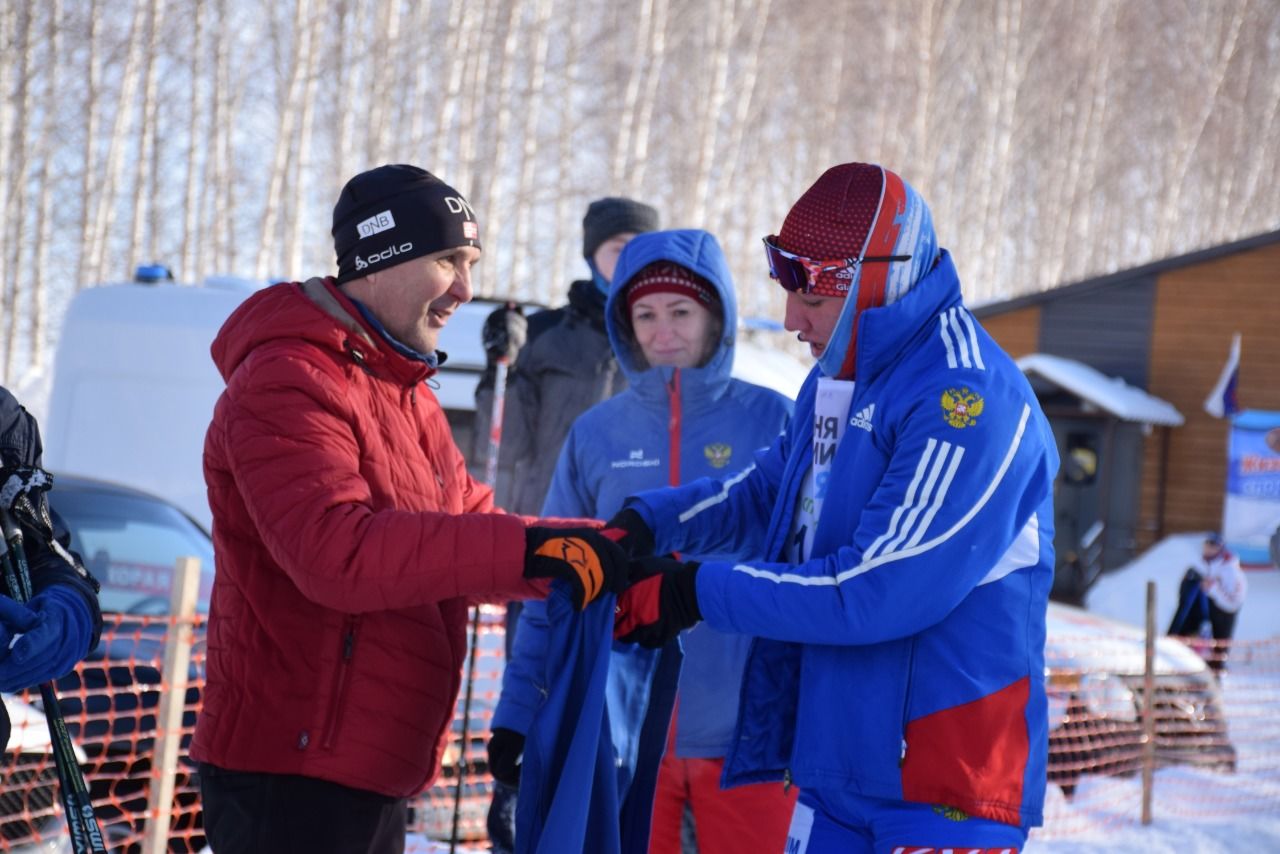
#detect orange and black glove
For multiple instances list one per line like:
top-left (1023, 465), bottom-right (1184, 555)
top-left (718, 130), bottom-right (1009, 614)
top-left (602, 507), bottom-right (656, 558)
top-left (613, 556), bottom-right (701, 648)
top-left (523, 526), bottom-right (630, 610)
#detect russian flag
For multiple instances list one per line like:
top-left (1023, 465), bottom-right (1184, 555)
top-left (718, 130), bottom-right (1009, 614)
top-left (1203, 333), bottom-right (1241, 419)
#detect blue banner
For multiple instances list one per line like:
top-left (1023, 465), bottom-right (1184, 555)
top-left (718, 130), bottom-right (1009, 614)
top-left (1224, 409), bottom-right (1280, 566)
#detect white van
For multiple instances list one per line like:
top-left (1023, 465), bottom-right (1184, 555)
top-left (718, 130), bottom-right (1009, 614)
top-left (44, 277), bottom-right (262, 530)
top-left (44, 277), bottom-right (810, 530)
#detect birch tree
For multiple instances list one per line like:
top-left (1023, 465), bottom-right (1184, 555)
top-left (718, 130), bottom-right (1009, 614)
top-left (286, 8), bottom-right (321, 280)
top-left (510, 0), bottom-right (554, 293)
top-left (609, 0), bottom-right (655, 188)
top-left (626, 0), bottom-right (669, 195)
top-left (207, 0), bottom-right (233, 276)
top-left (74, 0), bottom-right (102, 293)
top-left (2, 3), bottom-right (32, 381)
top-left (686, 0), bottom-right (734, 225)
top-left (475, 0), bottom-right (527, 294)
top-left (1153, 2), bottom-right (1247, 252)
top-left (548, 10), bottom-right (584, 296)
top-left (128, 0), bottom-right (165, 273)
top-left (707, 0), bottom-right (771, 229)
top-left (182, 0), bottom-right (205, 282)
top-left (255, 0), bottom-right (313, 280)
top-left (86, 0), bottom-right (146, 287)
top-left (431, 0), bottom-right (472, 173)
top-left (31, 0), bottom-right (63, 372)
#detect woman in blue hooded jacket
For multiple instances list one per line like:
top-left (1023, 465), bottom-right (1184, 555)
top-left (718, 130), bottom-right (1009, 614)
top-left (491, 229), bottom-right (796, 853)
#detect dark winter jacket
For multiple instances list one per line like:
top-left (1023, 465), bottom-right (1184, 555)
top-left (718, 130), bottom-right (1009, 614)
top-left (191, 277), bottom-right (545, 799)
top-left (494, 280), bottom-right (626, 514)
top-left (0, 387), bottom-right (103, 751)
top-left (470, 302), bottom-right (559, 477)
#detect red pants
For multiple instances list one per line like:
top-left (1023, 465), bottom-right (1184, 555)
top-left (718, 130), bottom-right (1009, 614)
top-left (648, 744), bottom-right (797, 854)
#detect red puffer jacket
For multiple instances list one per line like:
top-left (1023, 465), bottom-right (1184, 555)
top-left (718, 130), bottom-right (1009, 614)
top-left (191, 277), bottom-right (544, 798)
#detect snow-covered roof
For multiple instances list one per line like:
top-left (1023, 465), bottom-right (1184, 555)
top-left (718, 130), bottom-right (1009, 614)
top-left (1016, 353), bottom-right (1185, 427)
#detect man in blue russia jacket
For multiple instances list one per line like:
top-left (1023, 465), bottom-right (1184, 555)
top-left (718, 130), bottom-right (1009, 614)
top-left (493, 229), bottom-right (794, 853)
top-left (608, 163), bottom-right (1059, 853)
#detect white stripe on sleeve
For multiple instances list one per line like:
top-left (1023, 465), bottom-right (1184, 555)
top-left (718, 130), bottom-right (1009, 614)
top-left (949, 308), bottom-right (973, 368)
top-left (863, 438), bottom-right (938, 561)
top-left (939, 313), bottom-right (959, 369)
top-left (956, 308), bottom-right (986, 371)
top-left (902, 444), bottom-right (965, 550)
top-left (877, 441), bottom-right (957, 558)
top-left (730, 403), bottom-right (1033, 588)
top-left (676, 464), bottom-right (757, 524)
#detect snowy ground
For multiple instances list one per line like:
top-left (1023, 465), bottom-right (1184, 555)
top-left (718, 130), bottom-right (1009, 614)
top-left (1028, 812), bottom-right (1280, 853)
top-left (1027, 535), bottom-right (1280, 851)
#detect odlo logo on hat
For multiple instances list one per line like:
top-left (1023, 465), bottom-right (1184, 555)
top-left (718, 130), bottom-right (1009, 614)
top-left (355, 242), bottom-right (414, 271)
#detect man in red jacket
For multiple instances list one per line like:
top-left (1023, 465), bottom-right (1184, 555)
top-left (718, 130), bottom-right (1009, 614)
top-left (192, 164), bottom-right (629, 854)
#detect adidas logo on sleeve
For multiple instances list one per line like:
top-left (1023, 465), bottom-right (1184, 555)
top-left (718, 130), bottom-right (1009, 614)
top-left (850, 403), bottom-right (876, 432)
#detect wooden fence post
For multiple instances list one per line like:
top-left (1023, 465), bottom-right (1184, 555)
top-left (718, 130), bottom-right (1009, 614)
top-left (1141, 579), bottom-right (1157, 825)
top-left (143, 556), bottom-right (201, 854)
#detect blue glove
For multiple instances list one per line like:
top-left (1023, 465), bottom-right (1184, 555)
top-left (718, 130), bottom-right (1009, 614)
top-left (0, 595), bottom-right (40, 663)
top-left (0, 585), bottom-right (94, 692)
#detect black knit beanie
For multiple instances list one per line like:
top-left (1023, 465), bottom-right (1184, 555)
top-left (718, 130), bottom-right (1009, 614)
top-left (582, 197), bottom-right (660, 260)
top-left (332, 164), bottom-right (480, 284)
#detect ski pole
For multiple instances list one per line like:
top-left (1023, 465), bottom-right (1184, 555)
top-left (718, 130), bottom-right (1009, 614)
top-left (0, 509), bottom-right (108, 854)
top-left (450, 353), bottom-right (512, 852)
top-left (483, 355), bottom-right (511, 489)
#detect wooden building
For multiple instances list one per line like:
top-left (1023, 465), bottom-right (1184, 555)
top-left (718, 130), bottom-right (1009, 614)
top-left (975, 229), bottom-right (1280, 585)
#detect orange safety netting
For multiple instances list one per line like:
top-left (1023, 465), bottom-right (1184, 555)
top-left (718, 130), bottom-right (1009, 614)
top-left (2, 609), bottom-right (1277, 851)
top-left (1033, 634), bottom-right (1280, 839)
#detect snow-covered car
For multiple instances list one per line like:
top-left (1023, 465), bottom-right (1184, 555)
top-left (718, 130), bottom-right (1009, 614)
top-left (1044, 602), bottom-right (1236, 796)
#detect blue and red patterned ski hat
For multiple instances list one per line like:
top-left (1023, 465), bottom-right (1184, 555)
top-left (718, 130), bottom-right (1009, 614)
top-left (776, 162), bottom-right (939, 379)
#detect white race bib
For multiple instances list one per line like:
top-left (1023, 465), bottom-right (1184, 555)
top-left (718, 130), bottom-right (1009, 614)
top-left (786, 378), bottom-right (855, 562)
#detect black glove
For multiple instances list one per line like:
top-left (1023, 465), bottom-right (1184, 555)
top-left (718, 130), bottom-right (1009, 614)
top-left (613, 556), bottom-right (701, 648)
top-left (487, 726), bottom-right (525, 787)
top-left (482, 302), bottom-right (528, 363)
top-left (603, 508), bottom-right (655, 558)
top-left (523, 526), bottom-right (630, 610)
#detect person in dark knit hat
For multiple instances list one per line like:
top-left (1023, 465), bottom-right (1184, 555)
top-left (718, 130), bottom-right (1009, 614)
top-left (487, 194), bottom-right (660, 511)
top-left (192, 164), bottom-right (630, 854)
top-left (605, 163), bottom-right (1060, 852)
top-left (475, 194), bottom-right (658, 853)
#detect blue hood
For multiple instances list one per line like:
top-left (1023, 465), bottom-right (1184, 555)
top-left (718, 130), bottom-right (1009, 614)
top-left (606, 229), bottom-right (738, 404)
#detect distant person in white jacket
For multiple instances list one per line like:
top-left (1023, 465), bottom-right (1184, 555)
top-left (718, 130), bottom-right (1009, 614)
top-left (1168, 533), bottom-right (1246, 671)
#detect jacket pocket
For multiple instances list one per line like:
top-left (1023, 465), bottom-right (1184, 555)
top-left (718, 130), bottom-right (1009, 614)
top-left (320, 616), bottom-right (359, 749)
top-left (899, 638), bottom-right (918, 766)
